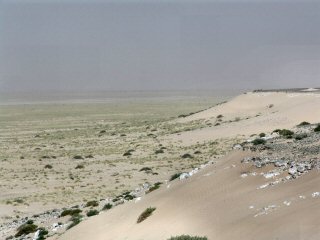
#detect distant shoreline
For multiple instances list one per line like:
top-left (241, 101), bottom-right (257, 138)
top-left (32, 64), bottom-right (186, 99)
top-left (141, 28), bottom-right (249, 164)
top-left (0, 89), bottom-right (240, 106)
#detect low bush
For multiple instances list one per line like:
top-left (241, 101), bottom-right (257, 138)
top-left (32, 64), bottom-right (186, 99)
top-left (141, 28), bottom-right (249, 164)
top-left (168, 235), bottom-right (208, 240)
top-left (60, 208), bottom-right (82, 217)
top-left (15, 222), bottom-right (38, 237)
top-left (259, 133), bottom-right (266, 137)
top-left (278, 129), bottom-right (294, 137)
top-left (252, 138), bottom-right (266, 145)
top-left (147, 182), bottom-right (162, 193)
top-left (139, 167), bottom-right (152, 172)
top-left (295, 133), bottom-right (308, 140)
top-left (169, 173), bottom-right (182, 181)
top-left (137, 207), bottom-right (156, 223)
top-left (86, 209), bottom-right (99, 217)
top-left (314, 124), bottom-right (320, 132)
top-left (155, 149), bottom-right (164, 154)
top-left (75, 164), bottom-right (84, 169)
top-left (102, 203), bottom-right (113, 210)
top-left (85, 200), bottom-right (99, 207)
top-left (298, 121), bottom-right (310, 126)
top-left (67, 215), bottom-right (82, 229)
top-left (181, 153), bottom-right (193, 159)
top-left (73, 155), bottom-right (83, 160)
top-left (37, 227), bottom-right (49, 240)
top-left (44, 164), bottom-right (53, 169)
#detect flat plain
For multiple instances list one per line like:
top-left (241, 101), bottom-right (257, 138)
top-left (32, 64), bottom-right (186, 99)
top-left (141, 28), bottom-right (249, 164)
top-left (0, 92), bottom-right (233, 228)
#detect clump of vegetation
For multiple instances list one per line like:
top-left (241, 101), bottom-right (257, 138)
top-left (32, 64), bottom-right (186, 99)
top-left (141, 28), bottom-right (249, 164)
top-left (137, 207), bottom-right (156, 223)
top-left (274, 129), bottom-right (294, 138)
top-left (295, 133), bottom-right (308, 140)
top-left (168, 235), bottom-right (208, 240)
top-left (139, 167), bottom-right (152, 172)
top-left (314, 124), bottom-right (320, 132)
top-left (181, 153), bottom-right (193, 159)
top-left (85, 154), bottom-right (94, 158)
top-left (86, 209), bottom-right (99, 217)
top-left (298, 121), bottom-right (310, 126)
top-left (194, 150), bottom-right (202, 154)
top-left (217, 114), bottom-right (223, 118)
top-left (102, 203), bottom-right (113, 210)
top-left (252, 138), bottom-right (266, 145)
top-left (155, 149), bottom-right (164, 154)
top-left (67, 215), bottom-right (82, 229)
top-left (37, 227), bottom-right (49, 240)
top-left (147, 182), bottom-right (162, 193)
top-left (75, 164), bottom-right (84, 169)
top-left (170, 173), bottom-right (182, 181)
top-left (85, 200), bottom-right (99, 207)
top-left (123, 149), bottom-right (134, 156)
top-left (15, 220), bottom-right (38, 237)
top-left (60, 208), bottom-right (82, 217)
top-left (73, 155), bottom-right (83, 160)
top-left (259, 133), bottom-right (266, 137)
top-left (44, 164), bottom-right (53, 169)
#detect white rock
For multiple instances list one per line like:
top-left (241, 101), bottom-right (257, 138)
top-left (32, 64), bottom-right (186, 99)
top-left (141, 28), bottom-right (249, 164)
top-left (179, 173), bottom-right (190, 180)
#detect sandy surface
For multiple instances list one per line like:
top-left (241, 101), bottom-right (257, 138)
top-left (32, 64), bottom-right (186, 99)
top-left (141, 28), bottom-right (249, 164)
top-left (56, 150), bottom-right (320, 240)
top-left (170, 91), bottom-right (320, 145)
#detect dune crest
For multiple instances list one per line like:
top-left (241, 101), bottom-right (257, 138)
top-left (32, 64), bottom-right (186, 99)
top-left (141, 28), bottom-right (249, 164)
top-left (171, 91), bottom-right (320, 145)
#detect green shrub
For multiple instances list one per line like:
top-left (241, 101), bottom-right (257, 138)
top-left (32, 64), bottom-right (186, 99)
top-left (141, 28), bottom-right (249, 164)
top-left (147, 182), bottom-right (162, 193)
top-left (155, 149), bottom-right (164, 154)
top-left (139, 167), bottom-right (152, 172)
top-left (60, 208), bottom-right (82, 217)
top-left (102, 203), bottom-right (113, 210)
top-left (37, 227), bottom-right (49, 240)
top-left (67, 215), bottom-right (82, 229)
top-left (252, 138), bottom-right (266, 145)
top-left (75, 164), bottom-right (84, 169)
top-left (86, 209), bottom-right (99, 217)
top-left (73, 155), bottom-right (83, 160)
top-left (295, 133), bottom-right (308, 140)
top-left (169, 173), bottom-right (181, 181)
top-left (314, 124), bottom-right (320, 132)
top-left (259, 133), bottom-right (266, 137)
top-left (298, 121), bottom-right (310, 126)
top-left (137, 207), bottom-right (156, 223)
top-left (168, 235), bottom-right (208, 240)
top-left (181, 153), bottom-right (193, 159)
top-left (44, 164), bottom-right (53, 169)
top-left (85, 200), bottom-right (99, 207)
top-left (15, 222), bottom-right (38, 237)
top-left (278, 129), bottom-right (294, 137)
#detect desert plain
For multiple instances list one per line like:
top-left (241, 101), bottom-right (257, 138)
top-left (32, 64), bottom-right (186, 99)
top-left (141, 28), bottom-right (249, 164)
top-left (1, 89), bottom-right (320, 240)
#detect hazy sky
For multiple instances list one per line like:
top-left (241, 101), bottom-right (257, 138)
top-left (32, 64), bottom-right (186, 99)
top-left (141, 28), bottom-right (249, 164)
top-left (1, 0), bottom-right (320, 93)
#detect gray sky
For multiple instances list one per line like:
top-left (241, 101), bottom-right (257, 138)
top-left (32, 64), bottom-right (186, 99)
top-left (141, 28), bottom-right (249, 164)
top-left (1, 0), bottom-right (320, 93)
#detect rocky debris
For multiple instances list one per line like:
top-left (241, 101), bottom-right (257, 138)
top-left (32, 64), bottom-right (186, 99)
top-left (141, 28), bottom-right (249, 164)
top-left (242, 124), bottom-right (320, 181)
top-left (254, 205), bottom-right (278, 217)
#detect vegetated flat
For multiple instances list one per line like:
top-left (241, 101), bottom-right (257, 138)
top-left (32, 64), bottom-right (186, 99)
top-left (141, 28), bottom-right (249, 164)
top-left (0, 91), bottom-right (233, 226)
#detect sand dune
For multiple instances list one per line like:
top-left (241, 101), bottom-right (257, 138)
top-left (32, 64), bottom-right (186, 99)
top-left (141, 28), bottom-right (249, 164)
top-left (56, 150), bottom-right (320, 240)
top-left (51, 91), bottom-right (320, 240)
top-left (170, 91), bottom-right (320, 145)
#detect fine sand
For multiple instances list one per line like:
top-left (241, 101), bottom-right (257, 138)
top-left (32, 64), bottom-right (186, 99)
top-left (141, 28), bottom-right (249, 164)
top-left (169, 91), bottom-right (320, 145)
top-left (56, 150), bottom-right (320, 240)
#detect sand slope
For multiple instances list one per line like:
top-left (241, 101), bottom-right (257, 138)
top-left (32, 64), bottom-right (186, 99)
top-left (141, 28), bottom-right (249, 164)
top-left (57, 150), bottom-right (320, 240)
top-left (170, 91), bottom-right (320, 145)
